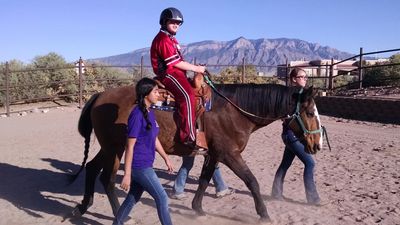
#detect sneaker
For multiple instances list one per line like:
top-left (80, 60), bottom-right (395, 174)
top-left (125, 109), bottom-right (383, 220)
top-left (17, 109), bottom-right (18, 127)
top-left (271, 194), bottom-right (284, 201)
top-left (307, 199), bottom-right (329, 206)
top-left (216, 188), bottom-right (235, 198)
top-left (170, 193), bottom-right (187, 200)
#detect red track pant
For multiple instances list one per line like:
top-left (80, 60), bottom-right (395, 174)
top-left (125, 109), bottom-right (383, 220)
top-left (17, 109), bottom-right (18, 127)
top-left (161, 74), bottom-right (196, 142)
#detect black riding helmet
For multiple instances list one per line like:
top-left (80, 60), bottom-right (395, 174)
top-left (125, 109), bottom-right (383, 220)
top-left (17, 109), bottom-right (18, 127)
top-left (159, 7), bottom-right (184, 27)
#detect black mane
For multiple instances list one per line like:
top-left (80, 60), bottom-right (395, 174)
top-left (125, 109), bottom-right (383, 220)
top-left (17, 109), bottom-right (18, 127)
top-left (213, 83), bottom-right (301, 118)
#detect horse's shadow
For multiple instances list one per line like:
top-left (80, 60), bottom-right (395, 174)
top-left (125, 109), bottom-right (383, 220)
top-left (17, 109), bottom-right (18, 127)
top-left (0, 158), bottom-right (117, 225)
top-left (0, 158), bottom-right (203, 224)
top-left (0, 157), bottom-right (301, 224)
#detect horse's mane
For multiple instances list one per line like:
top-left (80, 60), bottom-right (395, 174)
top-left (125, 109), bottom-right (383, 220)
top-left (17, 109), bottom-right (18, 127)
top-left (213, 83), bottom-right (300, 118)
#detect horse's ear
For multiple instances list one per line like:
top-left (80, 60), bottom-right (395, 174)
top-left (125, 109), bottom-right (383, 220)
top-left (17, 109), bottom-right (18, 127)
top-left (299, 86), bottom-right (315, 103)
top-left (306, 86), bottom-right (319, 98)
top-left (304, 86), bottom-right (317, 97)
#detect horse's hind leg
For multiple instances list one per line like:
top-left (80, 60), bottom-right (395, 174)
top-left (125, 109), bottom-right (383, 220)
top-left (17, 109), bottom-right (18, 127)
top-left (223, 153), bottom-right (271, 222)
top-left (99, 148), bottom-right (123, 216)
top-left (75, 150), bottom-right (104, 215)
top-left (192, 155), bottom-right (217, 215)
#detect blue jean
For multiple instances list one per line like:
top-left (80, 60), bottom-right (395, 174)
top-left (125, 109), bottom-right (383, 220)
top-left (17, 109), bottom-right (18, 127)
top-left (173, 156), bottom-right (228, 194)
top-left (271, 132), bottom-right (320, 203)
top-left (113, 167), bottom-right (172, 225)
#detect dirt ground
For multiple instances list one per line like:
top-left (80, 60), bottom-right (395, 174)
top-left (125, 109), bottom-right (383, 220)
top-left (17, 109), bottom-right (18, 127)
top-left (0, 104), bottom-right (399, 225)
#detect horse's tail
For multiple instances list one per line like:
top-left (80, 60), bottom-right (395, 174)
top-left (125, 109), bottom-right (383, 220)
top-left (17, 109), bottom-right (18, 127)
top-left (68, 93), bottom-right (100, 184)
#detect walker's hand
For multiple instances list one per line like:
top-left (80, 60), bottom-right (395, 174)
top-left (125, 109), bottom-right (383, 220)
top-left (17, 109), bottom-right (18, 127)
top-left (165, 158), bottom-right (174, 174)
top-left (120, 175), bottom-right (131, 192)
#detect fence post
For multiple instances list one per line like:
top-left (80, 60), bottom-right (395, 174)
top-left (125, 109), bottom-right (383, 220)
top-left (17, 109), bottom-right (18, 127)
top-left (329, 58), bottom-right (334, 90)
top-left (324, 62), bottom-right (328, 89)
top-left (358, 47), bottom-right (363, 89)
top-left (78, 57), bottom-right (83, 108)
top-left (140, 56), bottom-right (143, 79)
top-left (241, 57), bottom-right (245, 83)
top-left (285, 59), bottom-right (289, 86)
top-left (5, 62), bottom-right (10, 117)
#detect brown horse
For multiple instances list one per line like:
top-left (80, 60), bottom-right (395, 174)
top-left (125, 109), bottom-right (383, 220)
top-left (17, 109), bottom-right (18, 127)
top-left (68, 80), bottom-right (323, 222)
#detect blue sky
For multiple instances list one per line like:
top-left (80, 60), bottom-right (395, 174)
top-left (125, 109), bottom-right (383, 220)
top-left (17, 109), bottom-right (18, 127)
top-left (1, 0), bottom-right (399, 63)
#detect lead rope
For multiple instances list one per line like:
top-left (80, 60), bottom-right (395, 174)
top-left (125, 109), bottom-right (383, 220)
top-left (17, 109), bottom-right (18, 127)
top-left (322, 126), bottom-right (332, 151)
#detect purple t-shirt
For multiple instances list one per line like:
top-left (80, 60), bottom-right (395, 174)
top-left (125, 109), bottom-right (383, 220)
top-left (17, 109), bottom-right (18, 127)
top-left (127, 106), bottom-right (159, 169)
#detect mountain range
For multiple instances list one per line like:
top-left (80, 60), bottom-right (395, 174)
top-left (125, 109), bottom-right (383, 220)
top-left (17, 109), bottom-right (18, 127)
top-left (89, 37), bottom-right (354, 72)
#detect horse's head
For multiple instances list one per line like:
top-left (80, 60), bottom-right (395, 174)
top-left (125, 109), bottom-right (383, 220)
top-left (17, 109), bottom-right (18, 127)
top-left (289, 86), bottom-right (323, 154)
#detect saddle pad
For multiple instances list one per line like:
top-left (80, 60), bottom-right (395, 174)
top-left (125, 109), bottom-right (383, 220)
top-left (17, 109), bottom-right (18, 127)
top-left (150, 104), bottom-right (176, 112)
top-left (204, 98), bottom-right (212, 111)
top-left (151, 98), bottom-right (212, 112)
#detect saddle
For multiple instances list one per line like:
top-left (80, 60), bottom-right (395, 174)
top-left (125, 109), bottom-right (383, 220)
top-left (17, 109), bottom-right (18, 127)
top-left (153, 73), bottom-right (212, 155)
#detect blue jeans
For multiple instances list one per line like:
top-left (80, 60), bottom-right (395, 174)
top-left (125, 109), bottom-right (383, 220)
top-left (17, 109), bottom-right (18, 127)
top-left (113, 167), bottom-right (172, 225)
top-left (271, 132), bottom-right (320, 203)
top-left (173, 156), bottom-right (228, 194)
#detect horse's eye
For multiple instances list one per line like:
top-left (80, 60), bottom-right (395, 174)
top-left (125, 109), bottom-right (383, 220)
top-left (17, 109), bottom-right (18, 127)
top-left (307, 111), bottom-right (315, 117)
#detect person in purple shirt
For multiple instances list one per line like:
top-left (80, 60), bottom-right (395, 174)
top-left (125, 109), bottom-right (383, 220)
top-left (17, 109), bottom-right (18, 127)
top-left (113, 78), bottom-right (174, 225)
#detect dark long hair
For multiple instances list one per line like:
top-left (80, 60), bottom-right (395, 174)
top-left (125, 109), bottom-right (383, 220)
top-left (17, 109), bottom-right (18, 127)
top-left (135, 78), bottom-right (157, 130)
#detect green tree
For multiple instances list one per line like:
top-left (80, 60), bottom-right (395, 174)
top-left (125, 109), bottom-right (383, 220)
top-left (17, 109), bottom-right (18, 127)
top-left (363, 53), bottom-right (400, 87)
top-left (0, 60), bottom-right (26, 104)
top-left (236, 64), bottom-right (257, 77)
top-left (30, 52), bottom-right (77, 101)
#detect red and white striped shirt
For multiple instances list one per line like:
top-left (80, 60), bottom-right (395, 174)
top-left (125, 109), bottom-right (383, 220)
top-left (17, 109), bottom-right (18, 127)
top-left (150, 30), bottom-right (186, 78)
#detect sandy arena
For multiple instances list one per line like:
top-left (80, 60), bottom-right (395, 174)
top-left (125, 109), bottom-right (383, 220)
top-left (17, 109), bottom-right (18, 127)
top-left (0, 104), bottom-right (399, 225)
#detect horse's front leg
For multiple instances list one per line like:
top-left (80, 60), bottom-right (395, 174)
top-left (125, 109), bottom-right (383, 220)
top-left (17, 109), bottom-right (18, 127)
top-left (192, 155), bottom-right (217, 215)
top-left (223, 153), bottom-right (271, 222)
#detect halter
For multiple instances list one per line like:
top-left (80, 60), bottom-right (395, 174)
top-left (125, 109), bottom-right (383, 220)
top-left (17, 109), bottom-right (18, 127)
top-left (290, 88), bottom-right (323, 135)
top-left (288, 88), bottom-right (331, 151)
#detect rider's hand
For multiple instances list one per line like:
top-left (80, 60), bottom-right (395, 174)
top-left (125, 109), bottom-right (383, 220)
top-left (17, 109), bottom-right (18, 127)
top-left (196, 65), bottom-right (206, 74)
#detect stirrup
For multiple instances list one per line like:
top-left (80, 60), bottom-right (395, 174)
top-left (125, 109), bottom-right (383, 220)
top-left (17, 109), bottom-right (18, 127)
top-left (189, 147), bottom-right (208, 156)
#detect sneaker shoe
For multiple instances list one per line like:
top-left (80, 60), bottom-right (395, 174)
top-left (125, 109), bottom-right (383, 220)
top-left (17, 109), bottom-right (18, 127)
top-left (270, 191), bottom-right (284, 200)
top-left (216, 188), bottom-right (235, 198)
top-left (170, 193), bottom-right (187, 200)
top-left (307, 198), bottom-right (329, 206)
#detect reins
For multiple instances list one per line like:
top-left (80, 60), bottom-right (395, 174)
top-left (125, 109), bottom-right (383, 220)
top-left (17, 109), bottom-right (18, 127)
top-left (204, 70), bottom-right (332, 151)
top-left (203, 71), bottom-right (285, 121)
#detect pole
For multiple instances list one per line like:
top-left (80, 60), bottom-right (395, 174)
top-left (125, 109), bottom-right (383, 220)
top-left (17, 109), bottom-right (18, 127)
top-left (358, 47), bottom-right (363, 89)
top-left (140, 56), bottom-right (143, 79)
top-left (5, 62), bottom-right (10, 117)
top-left (242, 57), bottom-right (245, 83)
top-left (285, 59), bottom-right (289, 86)
top-left (78, 57), bottom-right (83, 108)
top-left (329, 58), bottom-right (334, 90)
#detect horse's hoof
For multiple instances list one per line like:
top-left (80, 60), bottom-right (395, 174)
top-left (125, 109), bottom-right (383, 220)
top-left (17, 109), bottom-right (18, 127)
top-left (71, 207), bottom-right (83, 217)
top-left (61, 206), bottom-right (82, 222)
top-left (195, 209), bottom-right (206, 216)
top-left (259, 216), bottom-right (272, 224)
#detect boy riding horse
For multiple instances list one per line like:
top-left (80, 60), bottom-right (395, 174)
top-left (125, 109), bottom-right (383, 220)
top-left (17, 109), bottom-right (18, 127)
top-left (150, 7), bottom-right (206, 150)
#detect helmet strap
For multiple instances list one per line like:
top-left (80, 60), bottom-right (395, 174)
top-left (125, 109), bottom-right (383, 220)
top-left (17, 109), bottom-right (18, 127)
top-left (160, 28), bottom-right (176, 36)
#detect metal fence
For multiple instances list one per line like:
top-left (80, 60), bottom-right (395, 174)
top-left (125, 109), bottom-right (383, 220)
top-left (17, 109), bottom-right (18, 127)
top-left (1, 48), bottom-right (399, 116)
